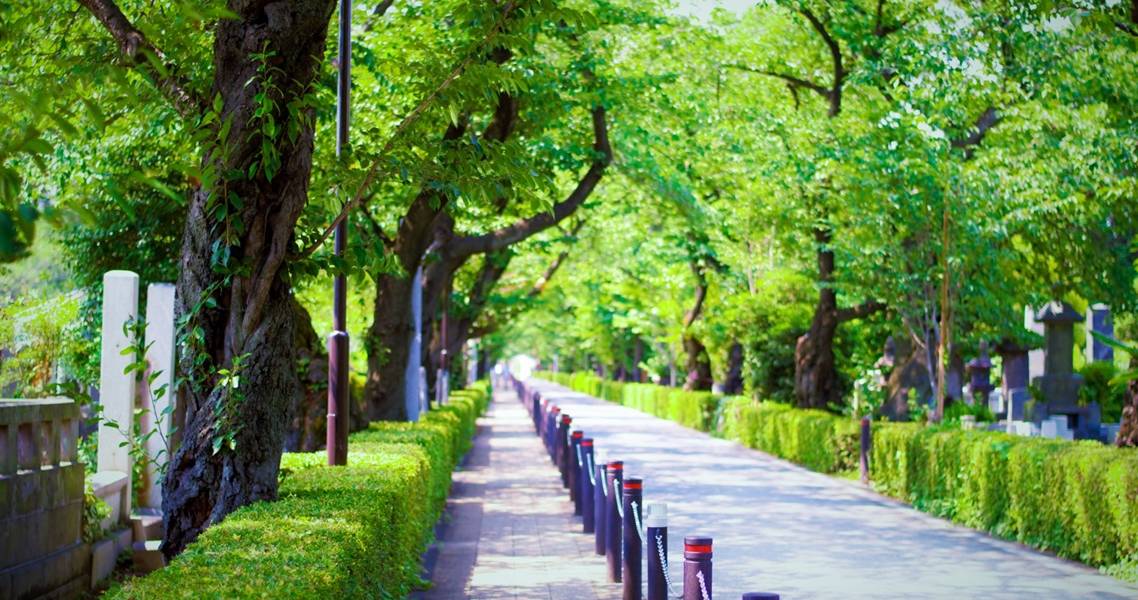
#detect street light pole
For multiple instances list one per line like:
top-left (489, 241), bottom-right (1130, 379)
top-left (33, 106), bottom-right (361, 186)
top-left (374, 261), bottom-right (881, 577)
top-left (327, 0), bottom-right (351, 466)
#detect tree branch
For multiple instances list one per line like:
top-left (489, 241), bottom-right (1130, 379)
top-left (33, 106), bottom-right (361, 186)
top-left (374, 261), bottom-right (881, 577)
top-left (363, 0), bottom-right (396, 32)
top-left (528, 218), bottom-right (585, 298)
top-left (300, 1), bottom-right (521, 258)
top-left (77, 0), bottom-right (203, 117)
top-left (725, 63), bottom-right (831, 100)
top-left (798, 7), bottom-right (844, 117)
top-left (444, 104), bottom-right (611, 259)
top-left (836, 299), bottom-right (887, 323)
top-left (950, 107), bottom-right (1000, 157)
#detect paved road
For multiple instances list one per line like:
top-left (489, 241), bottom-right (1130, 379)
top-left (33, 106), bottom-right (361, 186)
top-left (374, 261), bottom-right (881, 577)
top-left (425, 380), bottom-right (1138, 599)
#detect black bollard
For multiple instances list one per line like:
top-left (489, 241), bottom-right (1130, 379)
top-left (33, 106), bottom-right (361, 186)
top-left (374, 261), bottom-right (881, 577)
top-left (741, 594), bottom-right (780, 600)
top-left (605, 460), bottom-right (624, 583)
top-left (545, 406), bottom-right (559, 460)
top-left (860, 415), bottom-right (871, 486)
top-left (557, 415), bottom-right (572, 481)
top-left (646, 503), bottom-right (668, 600)
top-left (683, 536), bottom-right (712, 600)
top-left (582, 439), bottom-right (596, 532)
top-left (594, 456), bottom-right (608, 554)
top-left (622, 477), bottom-right (644, 600)
top-left (570, 430), bottom-right (584, 511)
top-left (532, 392), bottom-right (542, 433)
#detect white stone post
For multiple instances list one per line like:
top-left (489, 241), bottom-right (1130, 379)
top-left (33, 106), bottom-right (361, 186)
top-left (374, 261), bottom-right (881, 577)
top-left (1024, 306), bottom-right (1045, 381)
top-left (405, 265), bottom-right (423, 422)
top-left (98, 270), bottom-right (139, 522)
top-left (141, 284), bottom-right (175, 510)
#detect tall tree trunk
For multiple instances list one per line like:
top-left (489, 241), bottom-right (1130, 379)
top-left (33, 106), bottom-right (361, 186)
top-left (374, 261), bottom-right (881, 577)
top-left (683, 335), bottom-right (713, 391)
top-left (162, 0), bottom-right (335, 558)
top-left (795, 228), bottom-right (841, 409)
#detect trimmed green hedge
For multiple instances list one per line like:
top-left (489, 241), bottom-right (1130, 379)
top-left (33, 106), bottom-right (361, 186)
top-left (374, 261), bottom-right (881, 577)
top-left (109, 382), bottom-right (491, 599)
top-left (541, 371), bottom-right (1138, 579)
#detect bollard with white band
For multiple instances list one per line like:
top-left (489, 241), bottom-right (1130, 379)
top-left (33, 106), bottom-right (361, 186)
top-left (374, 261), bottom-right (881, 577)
top-left (622, 477), bottom-right (644, 600)
top-left (569, 430), bottom-right (584, 510)
top-left (557, 414), bottom-right (572, 487)
top-left (594, 453), bottom-right (609, 555)
top-left (581, 438), bottom-right (596, 531)
top-left (683, 536), bottom-right (712, 600)
top-left (646, 503), bottom-right (673, 600)
top-left (605, 460), bottom-right (625, 583)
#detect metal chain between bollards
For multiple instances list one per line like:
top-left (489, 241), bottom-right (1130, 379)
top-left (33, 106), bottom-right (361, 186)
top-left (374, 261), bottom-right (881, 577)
top-left (587, 455), bottom-right (597, 486)
top-left (576, 444), bottom-right (583, 468)
top-left (613, 478), bottom-right (625, 518)
top-left (630, 500), bottom-right (647, 545)
top-left (654, 533), bottom-right (680, 599)
top-left (696, 569), bottom-right (710, 600)
top-left (601, 467), bottom-right (609, 497)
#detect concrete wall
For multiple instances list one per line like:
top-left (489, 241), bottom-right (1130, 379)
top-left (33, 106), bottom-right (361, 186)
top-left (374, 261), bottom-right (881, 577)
top-left (0, 398), bottom-right (86, 600)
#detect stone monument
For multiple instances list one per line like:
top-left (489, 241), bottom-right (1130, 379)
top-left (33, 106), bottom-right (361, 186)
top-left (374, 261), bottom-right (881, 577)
top-left (1032, 301), bottom-right (1099, 439)
top-left (1085, 303), bottom-right (1114, 364)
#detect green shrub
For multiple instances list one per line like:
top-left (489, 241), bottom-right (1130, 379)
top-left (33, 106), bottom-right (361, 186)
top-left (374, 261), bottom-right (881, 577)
top-left (109, 382), bottom-right (491, 599)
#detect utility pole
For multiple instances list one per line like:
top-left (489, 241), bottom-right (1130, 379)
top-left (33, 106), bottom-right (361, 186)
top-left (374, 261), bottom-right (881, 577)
top-left (327, 0), bottom-right (351, 466)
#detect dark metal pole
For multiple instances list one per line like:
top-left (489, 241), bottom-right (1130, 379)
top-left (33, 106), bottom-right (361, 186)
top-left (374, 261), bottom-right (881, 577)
top-left (326, 0), bottom-right (351, 467)
top-left (569, 430), bottom-right (584, 511)
top-left (860, 416), bottom-right (871, 486)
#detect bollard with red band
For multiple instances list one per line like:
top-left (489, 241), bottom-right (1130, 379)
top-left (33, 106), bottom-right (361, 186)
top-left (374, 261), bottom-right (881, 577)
top-left (605, 460), bottom-right (624, 583)
top-left (581, 439), bottom-right (596, 531)
top-left (860, 415), bottom-right (871, 485)
top-left (622, 477), bottom-right (644, 600)
top-left (683, 536), bottom-right (712, 600)
top-left (569, 431), bottom-right (584, 512)
top-left (594, 456), bottom-right (609, 555)
top-left (646, 503), bottom-right (670, 600)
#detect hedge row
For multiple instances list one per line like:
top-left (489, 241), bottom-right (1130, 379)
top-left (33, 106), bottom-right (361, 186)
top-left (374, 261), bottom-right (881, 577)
top-left (110, 383), bottom-right (491, 599)
top-left (541, 371), bottom-right (1138, 578)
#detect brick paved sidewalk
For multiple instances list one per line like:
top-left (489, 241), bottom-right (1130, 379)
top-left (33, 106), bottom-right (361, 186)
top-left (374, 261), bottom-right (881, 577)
top-left (425, 381), bottom-right (1138, 599)
top-left (420, 386), bottom-right (621, 600)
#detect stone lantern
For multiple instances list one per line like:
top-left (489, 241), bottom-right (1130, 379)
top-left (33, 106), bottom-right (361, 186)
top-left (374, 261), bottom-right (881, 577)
top-left (966, 341), bottom-right (994, 401)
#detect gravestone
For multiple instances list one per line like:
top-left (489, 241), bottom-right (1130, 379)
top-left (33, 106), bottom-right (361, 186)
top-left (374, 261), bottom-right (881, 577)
top-left (1085, 303), bottom-right (1114, 363)
top-left (98, 270), bottom-right (138, 522)
top-left (882, 334), bottom-right (931, 421)
top-left (1033, 301), bottom-right (1100, 439)
top-left (997, 340), bottom-right (1031, 422)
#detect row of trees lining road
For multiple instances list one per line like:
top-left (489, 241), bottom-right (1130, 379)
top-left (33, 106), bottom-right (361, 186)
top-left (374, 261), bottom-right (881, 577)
top-left (0, 0), bottom-right (663, 557)
top-left (0, 0), bottom-right (1136, 561)
top-left (495, 0), bottom-right (1138, 418)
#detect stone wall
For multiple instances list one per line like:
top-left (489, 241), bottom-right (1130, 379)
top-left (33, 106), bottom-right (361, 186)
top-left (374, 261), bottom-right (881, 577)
top-left (0, 398), bottom-right (86, 600)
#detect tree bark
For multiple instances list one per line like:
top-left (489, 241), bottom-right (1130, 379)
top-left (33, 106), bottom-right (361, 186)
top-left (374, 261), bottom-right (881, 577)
top-left (160, 0), bottom-right (336, 558)
top-left (682, 257), bottom-right (712, 392)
